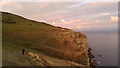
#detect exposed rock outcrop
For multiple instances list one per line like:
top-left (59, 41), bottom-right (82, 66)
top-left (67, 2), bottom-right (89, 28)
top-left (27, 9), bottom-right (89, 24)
top-left (30, 28), bottom-right (90, 66)
top-left (28, 51), bottom-right (86, 66)
top-left (48, 29), bottom-right (90, 65)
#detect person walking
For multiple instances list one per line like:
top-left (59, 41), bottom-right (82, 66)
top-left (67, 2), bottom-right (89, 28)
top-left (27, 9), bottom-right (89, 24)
top-left (22, 49), bottom-right (25, 55)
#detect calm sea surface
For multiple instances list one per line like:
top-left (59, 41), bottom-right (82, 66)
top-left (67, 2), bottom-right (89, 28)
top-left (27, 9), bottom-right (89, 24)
top-left (83, 32), bottom-right (118, 66)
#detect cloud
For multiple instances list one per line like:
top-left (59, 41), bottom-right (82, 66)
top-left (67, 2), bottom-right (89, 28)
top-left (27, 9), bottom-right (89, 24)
top-left (86, 26), bottom-right (90, 29)
top-left (83, 18), bottom-right (91, 21)
top-left (28, 14), bottom-right (40, 19)
top-left (76, 26), bottom-right (81, 29)
top-left (0, 2), bottom-right (118, 31)
top-left (111, 16), bottom-right (118, 21)
top-left (39, 3), bottom-right (50, 8)
top-left (61, 19), bottom-right (65, 22)
top-left (52, 22), bottom-right (56, 25)
top-left (43, 16), bottom-right (66, 22)
top-left (99, 13), bottom-right (111, 16)
top-left (0, 2), bottom-right (10, 6)
top-left (62, 19), bottom-right (82, 25)
top-left (75, 25), bottom-right (90, 30)
top-left (59, 18), bottom-right (91, 25)
top-left (95, 20), bottom-right (100, 23)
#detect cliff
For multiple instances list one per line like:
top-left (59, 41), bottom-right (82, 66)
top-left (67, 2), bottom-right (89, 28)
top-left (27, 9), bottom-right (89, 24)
top-left (32, 28), bottom-right (89, 65)
top-left (2, 11), bottom-right (90, 66)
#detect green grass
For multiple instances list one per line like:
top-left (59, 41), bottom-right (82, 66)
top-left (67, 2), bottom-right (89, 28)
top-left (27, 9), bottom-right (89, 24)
top-left (2, 36), bottom-right (40, 66)
top-left (2, 11), bottom-right (89, 66)
top-left (2, 11), bottom-right (63, 66)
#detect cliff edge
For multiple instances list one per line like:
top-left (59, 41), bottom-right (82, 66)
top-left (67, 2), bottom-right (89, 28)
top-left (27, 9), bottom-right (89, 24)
top-left (2, 11), bottom-right (90, 66)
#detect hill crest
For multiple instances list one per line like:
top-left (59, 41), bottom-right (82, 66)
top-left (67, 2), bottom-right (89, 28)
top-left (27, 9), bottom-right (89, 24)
top-left (2, 11), bottom-right (91, 66)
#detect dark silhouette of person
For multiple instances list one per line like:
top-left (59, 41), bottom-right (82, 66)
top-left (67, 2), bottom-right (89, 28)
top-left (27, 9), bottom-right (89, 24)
top-left (22, 49), bottom-right (25, 55)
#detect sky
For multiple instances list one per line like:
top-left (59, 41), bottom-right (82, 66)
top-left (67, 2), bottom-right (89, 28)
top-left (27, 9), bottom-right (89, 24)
top-left (0, 2), bottom-right (118, 32)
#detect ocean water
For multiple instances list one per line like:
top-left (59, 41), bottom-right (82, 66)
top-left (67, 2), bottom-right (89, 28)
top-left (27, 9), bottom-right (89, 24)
top-left (83, 32), bottom-right (118, 66)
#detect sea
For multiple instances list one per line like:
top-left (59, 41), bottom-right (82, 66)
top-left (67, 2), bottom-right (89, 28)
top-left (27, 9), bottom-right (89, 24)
top-left (83, 32), bottom-right (118, 66)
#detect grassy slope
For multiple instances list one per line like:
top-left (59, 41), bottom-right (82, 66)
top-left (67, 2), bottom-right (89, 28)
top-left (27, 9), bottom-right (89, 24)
top-left (2, 12), bottom-right (67, 66)
top-left (2, 12), bottom-right (88, 66)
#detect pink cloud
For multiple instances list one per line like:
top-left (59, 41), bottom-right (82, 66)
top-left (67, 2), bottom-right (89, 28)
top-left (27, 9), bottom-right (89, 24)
top-left (99, 13), bottom-right (111, 16)
top-left (58, 18), bottom-right (91, 25)
top-left (0, 2), bottom-right (10, 6)
top-left (83, 18), bottom-right (91, 21)
top-left (40, 3), bottom-right (51, 8)
top-left (28, 14), bottom-right (40, 19)
top-left (52, 18), bottom-right (92, 30)
top-left (62, 19), bottom-right (82, 24)
top-left (95, 20), bottom-right (100, 23)
top-left (44, 16), bottom-right (66, 22)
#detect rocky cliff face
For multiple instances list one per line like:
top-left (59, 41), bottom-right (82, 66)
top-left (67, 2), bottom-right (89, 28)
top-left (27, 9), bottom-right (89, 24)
top-left (33, 28), bottom-right (89, 66)
top-left (32, 28), bottom-right (90, 65)
top-left (54, 29), bottom-right (89, 65)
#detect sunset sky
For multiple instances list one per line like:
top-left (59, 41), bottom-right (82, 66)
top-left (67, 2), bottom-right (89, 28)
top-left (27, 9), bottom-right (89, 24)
top-left (0, 2), bottom-right (118, 32)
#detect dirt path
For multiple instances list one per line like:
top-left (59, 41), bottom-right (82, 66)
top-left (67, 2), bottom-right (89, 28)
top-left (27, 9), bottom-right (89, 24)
top-left (28, 51), bottom-right (85, 66)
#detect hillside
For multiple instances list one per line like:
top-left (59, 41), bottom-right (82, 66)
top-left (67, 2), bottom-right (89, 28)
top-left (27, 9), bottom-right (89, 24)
top-left (1, 11), bottom-right (90, 66)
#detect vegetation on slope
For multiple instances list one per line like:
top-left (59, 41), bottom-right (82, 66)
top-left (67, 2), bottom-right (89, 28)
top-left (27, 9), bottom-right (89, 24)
top-left (2, 11), bottom-right (89, 66)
